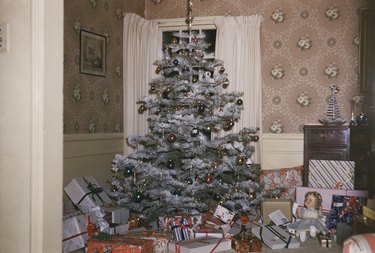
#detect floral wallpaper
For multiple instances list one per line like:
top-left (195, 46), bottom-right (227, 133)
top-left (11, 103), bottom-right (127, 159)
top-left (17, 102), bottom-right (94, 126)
top-left (64, 0), bottom-right (371, 134)
top-left (63, 0), bottom-right (144, 134)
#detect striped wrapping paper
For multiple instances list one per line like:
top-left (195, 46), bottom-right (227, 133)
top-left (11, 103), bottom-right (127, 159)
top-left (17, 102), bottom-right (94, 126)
top-left (308, 160), bottom-right (355, 189)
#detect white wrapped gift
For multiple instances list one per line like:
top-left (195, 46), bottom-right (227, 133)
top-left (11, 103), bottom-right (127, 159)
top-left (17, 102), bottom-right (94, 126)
top-left (252, 223), bottom-right (300, 249)
top-left (62, 212), bottom-right (98, 253)
top-left (64, 175), bottom-right (112, 212)
top-left (213, 205), bottom-right (234, 224)
top-left (308, 160), bottom-right (355, 189)
top-left (169, 236), bottom-right (231, 253)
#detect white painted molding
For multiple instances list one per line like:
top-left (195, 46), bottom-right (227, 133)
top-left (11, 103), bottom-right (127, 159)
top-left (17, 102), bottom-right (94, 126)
top-left (262, 133), bottom-right (304, 170)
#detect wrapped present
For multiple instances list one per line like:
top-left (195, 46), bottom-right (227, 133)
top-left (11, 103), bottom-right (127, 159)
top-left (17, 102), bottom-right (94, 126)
top-left (251, 223), bottom-right (300, 249)
top-left (308, 160), bottom-right (355, 189)
top-left (168, 236), bottom-right (231, 253)
top-left (171, 215), bottom-right (193, 241)
top-left (214, 205), bottom-right (235, 224)
top-left (261, 198), bottom-right (292, 225)
top-left (126, 230), bottom-right (170, 253)
top-left (201, 212), bottom-right (225, 229)
top-left (86, 233), bottom-right (153, 253)
top-left (318, 234), bottom-right (333, 248)
top-left (158, 214), bottom-right (201, 232)
top-left (64, 176), bottom-right (112, 213)
top-left (327, 195), bottom-right (367, 229)
top-left (231, 230), bottom-right (262, 252)
top-left (62, 212), bottom-right (99, 253)
top-left (129, 213), bottom-right (151, 230)
top-left (193, 228), bottom-right (224, 238)
top-left (295, 186), bottom-right (368, 212)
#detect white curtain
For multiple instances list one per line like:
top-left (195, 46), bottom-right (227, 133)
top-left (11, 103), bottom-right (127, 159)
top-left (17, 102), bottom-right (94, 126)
top-left (214, 15), bottom-right (263, 163)
top-left (123, 13), bottom-right (158, 155)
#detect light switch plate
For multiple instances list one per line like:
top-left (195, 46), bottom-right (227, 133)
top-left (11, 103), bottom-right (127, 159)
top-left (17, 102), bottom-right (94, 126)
top-left (0, 23), bottom-right (10, 52)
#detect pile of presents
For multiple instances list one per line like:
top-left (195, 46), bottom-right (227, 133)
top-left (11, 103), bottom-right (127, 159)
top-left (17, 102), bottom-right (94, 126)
top-left (63, 159), bottom-right (375, 252)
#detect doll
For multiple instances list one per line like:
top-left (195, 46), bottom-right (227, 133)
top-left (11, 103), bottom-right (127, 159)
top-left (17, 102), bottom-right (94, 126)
top-left (289, 191), bottom-right (329, 242)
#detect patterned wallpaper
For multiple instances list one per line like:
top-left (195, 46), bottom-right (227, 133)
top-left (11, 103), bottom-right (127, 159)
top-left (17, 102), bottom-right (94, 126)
top-left (63, 0), bottom-right (144, 134)
top-left (64, 0), bottom-right (371, 134)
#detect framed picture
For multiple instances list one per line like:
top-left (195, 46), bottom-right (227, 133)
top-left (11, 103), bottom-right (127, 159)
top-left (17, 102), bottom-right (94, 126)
top-left (80, 30), bottom-right (106, 77)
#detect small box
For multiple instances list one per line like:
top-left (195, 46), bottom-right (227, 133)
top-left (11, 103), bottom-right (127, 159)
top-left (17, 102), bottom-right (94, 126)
top-left (169, 236), bottom-right (231, 253)
top-left (318, 234), bottom-right (333, 248)
top-left (252, 224), bottom-right (300, 249)
top-left (64, 176), bottom-right (112, 212)
top-left (214, 205), bottom-right (235, 224)
top-left (231, 231), bottom-right (262, 252)
top-left (308, 160), bottom-right (355, 189)
top-left (193, 228), bottom-right (224, 238)
top-left (261, 198), bottom-right (292, 225)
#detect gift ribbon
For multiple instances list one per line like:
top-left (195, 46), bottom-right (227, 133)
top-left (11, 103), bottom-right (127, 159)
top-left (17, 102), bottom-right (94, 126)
top-left (62, 215), bottom-right (99, 242)
top-left (77, 177), bottom-right (104, 205)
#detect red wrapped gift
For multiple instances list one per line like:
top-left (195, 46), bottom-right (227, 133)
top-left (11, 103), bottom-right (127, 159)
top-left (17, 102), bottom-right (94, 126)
top-left (231, 231), bottom-right (262, 252)
top-left (86, 233), bottom-right (153, 253)
top-left (125, 231), bottom-right (170, 253)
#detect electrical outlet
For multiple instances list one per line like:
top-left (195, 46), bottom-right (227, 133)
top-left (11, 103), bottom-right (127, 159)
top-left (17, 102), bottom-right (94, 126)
top-left (0, 23), bottom-right (9, 52)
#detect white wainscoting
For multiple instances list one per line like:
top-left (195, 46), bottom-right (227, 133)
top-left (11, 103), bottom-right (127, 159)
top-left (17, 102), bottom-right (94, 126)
top-left (261, 133), bottom-right (304, 170)
top-left (63, 133), bottom-right (124, 191)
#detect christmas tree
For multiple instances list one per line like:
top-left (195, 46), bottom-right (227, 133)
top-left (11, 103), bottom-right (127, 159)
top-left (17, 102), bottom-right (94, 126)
top-left (108, 5), bottom-right (281, 222)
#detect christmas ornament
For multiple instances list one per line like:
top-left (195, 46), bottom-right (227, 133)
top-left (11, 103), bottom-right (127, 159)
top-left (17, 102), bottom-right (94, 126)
top-left (236, 155), bottom-right (245, 165)
top-left (203, 125), bottom-right (212, 134)
top-left (236, 99), bottom-right (243, 106)
top-left (222, 79), bottom-right (230, 88)
top-left (165, 86), bottom-right (172, 93)
top-left (123, 166), bottom-right (133, 177)
top-left (132, 191), bottom-right (144, 203)
top-left (213, 194), bottom-right (221, 201)
top-left (252, 135), bottom-right (259, 142)
top-left (138, 104), bottom-right (147, 114)
top-left (167, 159), bottom-right (175, 169)
top-left (192, 76), bottom-right (198, 83)
top-left (204, 174), bottom-right (213, 184)
top-left (212, 160), bottom-right (220, 169)
top-left (191, 127), bottom-right (199, 137)
top-left (171, 37), bottom-right (178, 44)
top-left (167, 134), bottom-right (177, 143)
top-left (185, 178), bottom-right (193, 185)
top-left (197, 104), bottom-right (206, 114)
top-left (173, 59), bottom-right (179, 66)
top-left (155, 66), bottom-right (161, 74)
top-left (219, 67), bottom-right (225, 74)
top-left (205, 71), bottom-right (212, 78)
top-left (192, 37), bottom-right (198, 43)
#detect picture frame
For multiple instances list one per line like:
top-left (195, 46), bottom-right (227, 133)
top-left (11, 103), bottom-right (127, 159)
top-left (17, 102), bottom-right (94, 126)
top-left (80, 30), bottom-right (106, 77)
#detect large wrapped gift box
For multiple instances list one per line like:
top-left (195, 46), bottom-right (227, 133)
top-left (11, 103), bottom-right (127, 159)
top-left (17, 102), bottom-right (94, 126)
top-left (64, 176), bottom-right (112, 213)
top-left (168, 236), bottom-right (231, 253)
top-left (295, 186), bottom-right (368, 212)
top-left (92, 206), bottom-right (130, 234)
top-left (308, 160), bottom-right (355, 189)
top-left (62, 212), bottom-right (98, 253)
top-left (261, 198), bottom-right (292, 225)
top-left (231, 230), bottom-right (262, 252)
top-left (327, 195), bottom-right (367, 229)
top-left (252, 224), bottom-right (300, 249)
top-left (86, 233), bottom-right (153, 253)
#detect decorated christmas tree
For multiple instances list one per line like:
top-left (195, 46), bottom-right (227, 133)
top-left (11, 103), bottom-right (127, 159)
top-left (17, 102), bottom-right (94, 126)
top-left (108, 2), bottom-right (281, 222)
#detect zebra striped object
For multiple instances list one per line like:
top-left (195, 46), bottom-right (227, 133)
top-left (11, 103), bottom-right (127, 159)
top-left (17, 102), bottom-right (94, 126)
top-left (308, 160), bottom-right (355, 190)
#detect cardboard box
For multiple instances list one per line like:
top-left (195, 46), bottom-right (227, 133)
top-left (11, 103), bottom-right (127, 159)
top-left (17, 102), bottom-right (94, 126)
top-left (64, 176), bottom-right (112, 212)
top-left (169, 236), bottom-right (231, 253)
top-left (252, 224), bottom-right (300, 249)
top-left (308, 160), bottom-right (355, 189)
top-left (295, 186), bottom-right (368, 212)
top-left (261, 198), bottom-right (292, 225)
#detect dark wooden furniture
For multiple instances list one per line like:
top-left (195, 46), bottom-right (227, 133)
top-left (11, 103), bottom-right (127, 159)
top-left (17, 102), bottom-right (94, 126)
top-left (303, 125), bottom-right (374, 193)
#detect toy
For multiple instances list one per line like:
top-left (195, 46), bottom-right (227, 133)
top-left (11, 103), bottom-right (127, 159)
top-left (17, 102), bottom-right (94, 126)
top-left (289, 191), bottom-right (329, 242)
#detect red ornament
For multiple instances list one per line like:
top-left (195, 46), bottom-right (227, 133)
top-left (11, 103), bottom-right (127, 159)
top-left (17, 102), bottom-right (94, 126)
top-left (155, 66), bottom-right (161, 74)
top-left (167, 134), bottom-right (177, 143)
top-left (204, 174), bottom-right (213, 184)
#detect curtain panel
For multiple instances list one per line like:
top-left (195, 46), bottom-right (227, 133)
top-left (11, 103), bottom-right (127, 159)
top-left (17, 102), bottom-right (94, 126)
top-left (123, 13), bottom-right (158, 154)
top-left (214, 15), bottom-right (263, 163)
